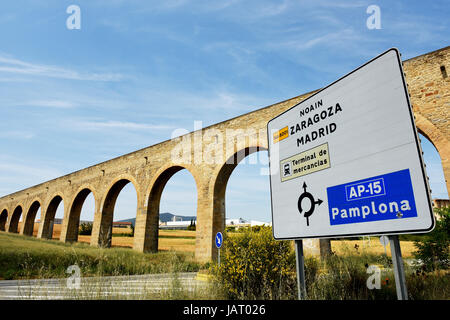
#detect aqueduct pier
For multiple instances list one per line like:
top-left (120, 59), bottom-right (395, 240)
top-left (0, 47), bottom-right (449, 262)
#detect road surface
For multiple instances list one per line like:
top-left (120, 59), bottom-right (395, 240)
top-left (0, 272), bottom-right (208, 300)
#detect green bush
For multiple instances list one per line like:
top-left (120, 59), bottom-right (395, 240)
top-left (112, 225), bottom-right (134, 237)
top-left (413, 207), bottom-right (450, 271)
top-left (211, 226), bottom-right (297, 299)
top-left (209, 226), bottom-right (449, 300)
top-left (78, 222), bottom-right (93, 235)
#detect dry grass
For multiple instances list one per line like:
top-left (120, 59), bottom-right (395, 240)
top-left (18, 223), bottom-right (417, 257)
top-left (18, 223), bottom-right (197, 252)
top-left (0, 232), bottom-right (201, 281)
top-left (330, 239), bottom-right (416, 258)
top-left (18, 223), bottom-right (133, 238)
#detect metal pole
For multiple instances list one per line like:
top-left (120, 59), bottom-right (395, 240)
top-left (295, 239), bottom-right (307, 300)
top-left (218, 248), bottom-right (221, 267)
top-left (389, 235), bottom-right (408, 300)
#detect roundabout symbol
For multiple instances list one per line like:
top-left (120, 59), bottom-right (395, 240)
top-left (297, 182), bottom-right (323, 226)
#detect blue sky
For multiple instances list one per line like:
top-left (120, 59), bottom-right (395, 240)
top-left (0, 0), bottom-right (448, 223)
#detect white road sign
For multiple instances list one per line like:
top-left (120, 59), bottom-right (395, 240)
top-left (267, 48), bottom-right (434, 240)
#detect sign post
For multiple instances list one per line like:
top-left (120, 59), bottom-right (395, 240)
top-left (380, 235), bottom-right (389, 255)
top-left (294, 240), bottom-right (307, 299)
top-left (267, 48), bottom-right (434, 300)
top-left (389, 235), bottom-right (408, 300)
top-left (215, 232), bottom-right (223, 266)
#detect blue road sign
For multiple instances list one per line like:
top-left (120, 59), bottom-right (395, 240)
top-left (327, 169), bottom-right (418, 226)
top-left (215, 232), bottom-right (223, 249)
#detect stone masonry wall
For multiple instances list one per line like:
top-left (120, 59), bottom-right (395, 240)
top-left (0, 47), bottom-right (448, 262)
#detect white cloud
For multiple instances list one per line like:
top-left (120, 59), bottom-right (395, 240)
top-left (0, 162), bottom-right (59, 179)
top-left (72, 120), bottom-right (175, 131)
top-left (212, 0), bottom-right (240, 10)
top-left (0, 159), bottom-right (63, 197)
top-left (252, 0), bottom-right (291, 18)
top-left (0, 54), bottom-right (124, 82)
top-left (276, 28), bottom-right (361, 52)
top-left (315, 0), bottom-right (367, 9)
top-left (0, 131), bottom-right (35, 140)
top-left (14, 100), bottom-right (77, 109)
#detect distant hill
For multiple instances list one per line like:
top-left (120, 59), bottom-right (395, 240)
top-left (116, 212), bottom-right (196, 226)
top-left (159, 212), bottom-right (197, 223)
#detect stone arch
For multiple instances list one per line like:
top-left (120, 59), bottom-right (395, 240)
top-left (63, 186), bottom-right (97, 243)
top-left (141, 164), bottom-right (199, 253)
top-left (414, 111), bottom-right (450, 198)
top-left (7, 204), bottom-right (24, 233)
top-left (101, 175), bottom-right (142, 212)
top-left (22, 199), bottom-right (41, 236)
top-left (39, 193), bottom-right (64, 239)
top-left (213, 146), bottom-right (267, 235)
top-left (97, 175), bottom-right (140, 248)
top-left (145, 165), bottom-right (199, 206)
top-left (0, 208), bottom-right (8, 231)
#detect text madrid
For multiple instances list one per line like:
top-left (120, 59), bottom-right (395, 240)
top-left (290, 100), bottom-right (343, 146)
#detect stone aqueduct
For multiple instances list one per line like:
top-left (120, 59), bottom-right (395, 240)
top-left (0, 47), bottom-right (449, 262)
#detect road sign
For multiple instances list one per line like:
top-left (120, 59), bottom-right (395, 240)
top-left (267, 48), bottom-right (434, 240)
top-left (380, 235), bottom-right (389, 248)
top-left (215, 232), bottom-right (223, 249)
top-left (380, 235), bottom-right (389, 256)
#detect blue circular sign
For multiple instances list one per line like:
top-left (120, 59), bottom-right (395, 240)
top-left (215, 232), bottom-right (223, 249)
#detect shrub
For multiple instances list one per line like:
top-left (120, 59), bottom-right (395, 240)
top-left (306, 253), bottom-right (397, 300)
top-left (186, 219), bottom-right (196, 231)
top-left (413, 207), bottom-right (450, 271)
top-left (78, 222), bottom-right (93, 235)
top-left (209, 226), bottom-right (450, 300)
top-left (225, 226), bottom-right (236, 233)
top-left (211, 226), bottom-right (297, 300)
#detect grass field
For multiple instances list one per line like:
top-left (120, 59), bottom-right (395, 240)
top-left (1, 230), bottom-right (445, 299)
top-left (330, 239), bottom-right (417, 258)
top-left (1, 226), bottom-right (444, 300)
top-left (17, 222), bottom-right (197, 252)
top-left (1, 223), bottom-right (200, 280)
top-left (0, 231), bottom-right (201, 280)
top-left (17, 222), bottom-right (418, 257)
